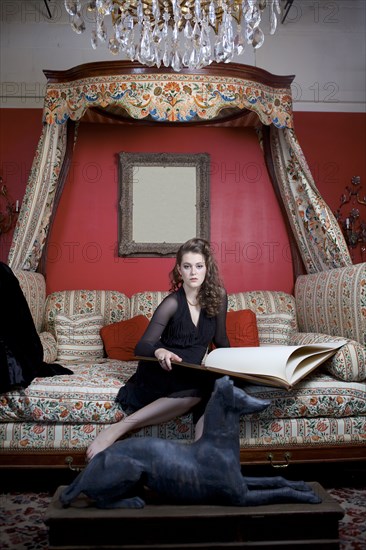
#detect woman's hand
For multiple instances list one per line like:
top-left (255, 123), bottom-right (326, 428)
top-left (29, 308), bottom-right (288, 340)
top-left (155, 348), bottom-right (182, 371)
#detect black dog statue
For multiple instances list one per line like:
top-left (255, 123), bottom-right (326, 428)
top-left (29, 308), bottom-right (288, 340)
top-left (60, 376), bottom-right (321, 509)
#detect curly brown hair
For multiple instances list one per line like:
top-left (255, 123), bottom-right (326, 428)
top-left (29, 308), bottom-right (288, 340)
top-left (169, 238), bottom-right (225, 317)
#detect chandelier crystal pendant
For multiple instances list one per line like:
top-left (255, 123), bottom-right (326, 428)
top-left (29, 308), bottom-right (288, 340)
top-left (64, 1), bottom-right (281, 71)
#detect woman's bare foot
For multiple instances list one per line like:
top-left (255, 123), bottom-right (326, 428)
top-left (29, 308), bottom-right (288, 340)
top-left (86, 424), bottom-right (124, 462)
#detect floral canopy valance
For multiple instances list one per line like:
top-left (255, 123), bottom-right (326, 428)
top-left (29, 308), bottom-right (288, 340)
top-left (43, 61), bottom-right (294, 128)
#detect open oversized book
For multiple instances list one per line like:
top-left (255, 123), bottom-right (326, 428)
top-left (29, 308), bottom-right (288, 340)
top-left (138, 341), bottom-right (347, 390)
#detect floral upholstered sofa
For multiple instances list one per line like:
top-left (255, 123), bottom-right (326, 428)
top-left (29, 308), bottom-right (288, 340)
top-left (0, 263), bottom-right (365, 470)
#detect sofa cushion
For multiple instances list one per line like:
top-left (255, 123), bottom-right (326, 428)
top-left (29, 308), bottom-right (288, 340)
top-left (43, 289), bottom-right (131, 338)
top-left (1, 362), bottom-right (365, 425)
top-left (101, 315), bottom-right (149, 361)
top-left (289, 332), bottom-right (366, 382)
top-left (228, 291), bottom-right (297, 330)
top-left (0, 361), bottom-right (136, 424)
top-left (226, 310), bottom-right (259, 347)
top-left (14, 269), bottom-right (46, 333)
top-left (54, 314), bottom-right (104, 362)
top-left (39, 332), bottom-right (58, 363)
top-left (130, 291), bottom-right (170, 319)
top-left (256, 313), bottom-right (294, 345)
top-left (130, 290), bottom-right (296, 346)
top-left (295, 263), bottom-right (366, 346)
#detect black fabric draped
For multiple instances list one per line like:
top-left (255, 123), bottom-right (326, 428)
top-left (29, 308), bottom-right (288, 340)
top-left (0, 262), bottom-right (72, 393)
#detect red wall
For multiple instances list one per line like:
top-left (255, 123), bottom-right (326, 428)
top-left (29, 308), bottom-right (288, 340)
top-left (293, 112), bottom-right (366, 265)
top-left (1, 109), bottom-right (365, 296)
top-left (45, 123), bottom-right (292, 295)
top-left (294, 112), bottom-right (366, 194)
top-left (0, 109), bottom-right (43, 262)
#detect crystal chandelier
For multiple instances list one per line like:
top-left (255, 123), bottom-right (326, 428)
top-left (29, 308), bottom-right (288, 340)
top-left (64, 1), bottom-right (281, 72)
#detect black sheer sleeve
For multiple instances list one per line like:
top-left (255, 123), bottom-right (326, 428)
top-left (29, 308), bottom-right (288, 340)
top-left (134, 294), bottom-right (179, 358)
top-left (212, 289), bottom-right (230, 349)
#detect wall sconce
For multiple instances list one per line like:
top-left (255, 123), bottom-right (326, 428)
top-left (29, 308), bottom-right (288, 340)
top-left (0, 177), bottom-right (19, 236)
top-left (334, 176), bottom-right (366, 261)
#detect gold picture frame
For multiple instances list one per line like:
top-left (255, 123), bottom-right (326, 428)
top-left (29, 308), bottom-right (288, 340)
top-left (118, 152), bottom-right (210, 257)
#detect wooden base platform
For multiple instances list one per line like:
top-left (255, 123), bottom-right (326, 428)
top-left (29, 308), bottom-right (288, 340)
top-left (45, 482), bottom-right (344, 549)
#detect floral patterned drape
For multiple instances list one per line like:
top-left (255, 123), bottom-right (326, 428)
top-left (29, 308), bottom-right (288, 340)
top-left (270, 126), bottom-right (352, 272)
top-left (8, 62), bottom-right (351, 273)
top-left (8, 123), bottom-right (68, 271)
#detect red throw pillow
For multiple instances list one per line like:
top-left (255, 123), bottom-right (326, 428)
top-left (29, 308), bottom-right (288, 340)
top-left (226, 310), bottom-right (259, 347)
top-left (100, 315), bottom-right (149, 361)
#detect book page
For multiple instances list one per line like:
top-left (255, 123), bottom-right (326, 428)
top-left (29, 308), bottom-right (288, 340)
top-left (285, 342), bottom-right (347, 384)
top-left (205, 341), bottom-right (347, 387)
top-left (204, 346), bottom-right (296, 382)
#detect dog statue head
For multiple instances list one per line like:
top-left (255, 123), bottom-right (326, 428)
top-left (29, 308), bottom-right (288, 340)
top-left (203, 376), bottom-right (270, 437)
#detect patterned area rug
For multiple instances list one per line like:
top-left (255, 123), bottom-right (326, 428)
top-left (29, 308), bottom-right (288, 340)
top-left (328, 487), bottom-right (366, 550)
top-left (0, 487), bottom-right (365, 549)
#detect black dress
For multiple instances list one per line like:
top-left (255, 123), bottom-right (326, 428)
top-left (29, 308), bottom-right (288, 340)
top-left (116, 286), bottom-right (229, 417)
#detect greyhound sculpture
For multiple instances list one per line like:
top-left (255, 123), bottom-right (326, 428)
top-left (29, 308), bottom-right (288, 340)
top-left (60, 376), bottom-right (321, 509)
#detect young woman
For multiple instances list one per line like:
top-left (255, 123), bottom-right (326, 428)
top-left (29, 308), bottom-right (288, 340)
top-left (86, 238), bottom-right (230, 461)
